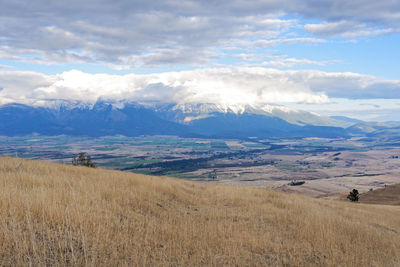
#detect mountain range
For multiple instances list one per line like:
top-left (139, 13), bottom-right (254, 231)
top-left (0, 101), bottom-right (398, 139)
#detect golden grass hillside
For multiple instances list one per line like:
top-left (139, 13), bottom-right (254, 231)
top-left (0, 157), bottom-right (399, 266)
top-left (360, 184), bottom-right (400, 205)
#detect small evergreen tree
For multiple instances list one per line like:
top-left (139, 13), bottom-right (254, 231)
top-left (347, 189), bottom-right (359, 202)
top-left (72, 152), bottom-right (95, 168)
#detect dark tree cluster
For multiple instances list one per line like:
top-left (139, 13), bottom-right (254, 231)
top-left (72, 152), bottom-right (95, 168)
top-left (347, 189), bottom-right (359, 202)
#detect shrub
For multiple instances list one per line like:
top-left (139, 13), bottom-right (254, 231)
top-left (289, 180), bottom-right (305, 186)
top-left (347, 189), bottom-right (359, 202)
top-left (72, 152), bottom-right (95, 168)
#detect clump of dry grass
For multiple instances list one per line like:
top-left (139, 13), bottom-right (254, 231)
top-left (0, 156), bottom-right (399, 266)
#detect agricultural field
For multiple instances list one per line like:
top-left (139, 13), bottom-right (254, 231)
top-left (0, 135), bottom-right (399, 197)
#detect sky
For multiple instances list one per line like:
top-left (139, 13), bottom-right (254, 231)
top-left (0, 0), bottom-right (400, 121)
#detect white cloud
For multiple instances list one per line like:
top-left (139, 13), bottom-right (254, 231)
top-left (1, 68), bottom-right (400, 108)
top-left (360, 103), bottom-right (380, 108)
top-left (0, 0), bottom-right (399, 67)
top-left (235, 53), bottom-right (335, 68)
top-left (304, 71), bottom-right (400, 99)
top-left (0, 2), bottom-right (295, 67)
top-left (289, 98), bottom-right (400, 121)
top-left (261, 57), bottom-right (331, 68)
top-left (305, 21), bottom-right (360, 37)
top-left (305, 21), bottom-right (400, 38)
top-left (0, 64), bottom-right (11, 69)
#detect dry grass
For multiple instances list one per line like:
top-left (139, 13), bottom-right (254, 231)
top-left (0, 156), bottom-right (399, 266)
top-left (360, 184), bottom-right (400, 205)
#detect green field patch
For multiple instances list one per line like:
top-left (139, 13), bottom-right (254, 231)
top-left (95, 146), bottom-right (119, 151)
top-left (99, 162), bottom-right (135, 168)
top-left (276, 163), bottom-right (304, 172)
top-left (130, 159), bottom-right (162, 168)
top-left (242, 143), bottom-right (266, 148)
top-left (320, 162), bottom-right (336, 168)
top-left (210, 141), bottom-right (229, 150)
top-left (19, 153), bottom-right (39, 158)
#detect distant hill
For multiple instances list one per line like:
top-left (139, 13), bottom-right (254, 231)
top-left (186, 113), bottom-right (347, 139)
top-left (1, 156), bottom-right (399, 265)
top-left (330, 115), bottom-right (363, 125)
top-left (360, 184), bottom-right (400, 205)
top-left (0, 101), bottom-right (348, 139)
top-left (346, 121), bottom-right (393, 135)
top-left (366, 126), bottom-right (400, 139)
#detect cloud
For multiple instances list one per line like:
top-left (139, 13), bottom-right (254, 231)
top-left (234, 54), bottom-right (335, 68)
top-left (360, 103), bottom-right (381, 108)
top-left (289, 0), bottom-right (400, 26)
top-left (305, 21), bottom-right (360, 37)
top-left (261, 57), bottom-right (331, 68)
top-left (0, 2), bottom-right (294, 67)
top-left (243, 37), bottom-right (326, 48)
top-left (0, 64), bottom-right (11, 69)
top-left (304, 21), bottom-right (400, 37)
top-left (304, 71), bottom-right (400, 99)
top-left (235, 53), bottom-right (336, 68)
top-left (1, 68), bottom-right (400, 108)
top-left (0, 70), bottom-right (56, 105)
top-left (0, 0), bottom-right (399, 67)
top-left (288, 98), bottom-right (400, 121)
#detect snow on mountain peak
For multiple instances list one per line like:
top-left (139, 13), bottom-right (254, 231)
top-left (171, 102), bottom-right (295, 115)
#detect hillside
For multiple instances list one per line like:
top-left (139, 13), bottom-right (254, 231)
top-left (0, 157), bottom-right (399, 266)
top-left (360, 184), bottom-right (400, 205)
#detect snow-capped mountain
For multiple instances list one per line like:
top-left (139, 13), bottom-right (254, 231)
top-left (0, 100), bottom-right (352, 138)
top-left (153, 102), bottom-right (351, 128)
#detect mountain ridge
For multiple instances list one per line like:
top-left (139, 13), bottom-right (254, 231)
top-left (0, 101), bottom-right (356, 138)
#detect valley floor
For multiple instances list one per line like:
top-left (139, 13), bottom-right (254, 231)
top-left (2, 135), bottom-right (400, 199)
top-left (0, 157), bottom-right (399, 266)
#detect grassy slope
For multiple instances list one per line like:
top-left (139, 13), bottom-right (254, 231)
top-left (360, 184), bottom-right (400, 205)
top-left (0, 157), bottom-right (399, 266)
